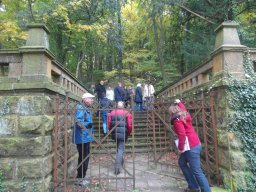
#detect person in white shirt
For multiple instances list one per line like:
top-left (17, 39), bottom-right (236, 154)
top-left (106, 86), bottom-right (114, 101)
top-left (143, 81), bottom-right (155, 110)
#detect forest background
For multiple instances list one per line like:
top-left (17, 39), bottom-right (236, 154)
top-left (0, 0), bottom-right (255, 92)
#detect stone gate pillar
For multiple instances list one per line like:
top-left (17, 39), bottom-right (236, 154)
top-left (19, 24), bottom-right (54, 82)
top-left (212, 22), bottom-right (246, 79)
top-left (0, 24), bottom-right (86, 191)
top-left (211, 22), bottom-right (250, 190)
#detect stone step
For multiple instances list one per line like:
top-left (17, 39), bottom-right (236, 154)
top-left (93, 134), bottom-right (168, 141)
top-left (90, 111), bottom-right (171, 153)
top-left (90, 144), bottom-right (170, 153)
top-left (89, 147), bottom-right (169, 154)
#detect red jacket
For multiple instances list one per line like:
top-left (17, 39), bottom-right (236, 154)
top-left (107, 109), bottom-right (133, 135)
top-left (171, 101), bottom-right (200, 151)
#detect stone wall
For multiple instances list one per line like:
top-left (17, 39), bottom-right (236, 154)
top-left (0, 94), bottom-right (54, 191)
top-left (0, 24), bottom-right (87, 191)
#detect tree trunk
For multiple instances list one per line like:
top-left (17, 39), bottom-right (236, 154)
top-left (116, 0), bottom-right (123, 81)
top-left (106, 35), bottom-right (113, 71)
top-left (152, 15), bottom-right (167, 86)
top-left (75, 52), bottom-right (85, 79)
top-left (55, 26), bottom-right (66, 64)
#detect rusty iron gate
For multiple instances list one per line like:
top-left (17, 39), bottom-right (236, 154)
top-left (146, 93), bottom-right (220, 186)
top-left (53, 95), bottom-right (136, 192)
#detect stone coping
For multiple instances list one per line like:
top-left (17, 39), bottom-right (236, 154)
top-left (51, 59), bottom-right (87, 90)
top-left (0, 81), bottom-right (81, 101)
top-left (27, 23), bottom-right (50, 34)
top-left (214, 21), bottom-right (239, 33)
top-left (211, 45), bottom-right (247, 56)
top-left (19, 46), bottom-right (55, 59)
top-left (0, 48), bottom-right (89, 96)
top-left (0, 49), bottom-right (20, 54)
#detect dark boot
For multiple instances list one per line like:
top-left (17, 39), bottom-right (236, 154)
top-left (114, 168), bottom-right (120, 175)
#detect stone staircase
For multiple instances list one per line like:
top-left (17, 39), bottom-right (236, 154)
top-left (92, 111), bottom-right (171, 153)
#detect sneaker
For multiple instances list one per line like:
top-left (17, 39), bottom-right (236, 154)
top-left (79, 179), bottom-right (90, 187)
top-left (74, 180), bottom-right (80, 185)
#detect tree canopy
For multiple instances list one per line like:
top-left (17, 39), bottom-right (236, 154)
top-left (0, 0), bottom-right (255, 90)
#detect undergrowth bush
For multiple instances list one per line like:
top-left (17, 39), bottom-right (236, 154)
top-left (0, 170), bottom-right (7, 192)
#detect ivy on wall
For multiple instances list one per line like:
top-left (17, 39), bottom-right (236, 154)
top-left (227, 52), bottom-right (256, 191)
top-left (0, 170), bottom-right (7, 192)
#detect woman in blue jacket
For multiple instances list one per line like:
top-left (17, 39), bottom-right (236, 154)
top-left (72, 92), bottom-right (95, 186)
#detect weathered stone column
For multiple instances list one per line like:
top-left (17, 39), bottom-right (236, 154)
top-left (211, 22), bottom-right (246, 79)
top-left (211, 22), bottom-right (250, 190)
top-left (19, 24), bottom-right (54, 82)
top-left (0, 24), bottom-right (55, 190)
top-left (0, 24), bottom-right (86, 192)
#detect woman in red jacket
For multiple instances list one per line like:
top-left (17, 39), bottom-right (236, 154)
top-left (169, 99), bottom-right (211, 192)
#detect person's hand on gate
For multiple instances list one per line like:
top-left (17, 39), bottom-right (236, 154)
top-left (76, 122), bottom-right (85, 129)
top-left (86, 123), bottom-right (93, 129)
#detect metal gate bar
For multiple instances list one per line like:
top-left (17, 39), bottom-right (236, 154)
top-left (146, 95), bottom-right (220, 186)
top-left (53, 95), bottom-right (136, 191)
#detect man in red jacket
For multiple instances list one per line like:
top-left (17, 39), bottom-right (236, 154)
top-left (107, 101), bottom-right (132, 175)
top-left (169, 99), bottom-right (211, 192)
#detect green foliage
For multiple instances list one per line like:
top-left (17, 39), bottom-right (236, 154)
top-left (93, 70), bottom-right (105, 83)
top-left (0, 170), bottom-right (7, 192)
top-left (211, 187), bottom-right (230, 192)
top-left (20, 177), bottom-right (27, 192)
top-left (31, 182), bottom-right (39, 192)
top-left (227, 53), bottom-right (256, 191)
top-left (0, 0), bottom-right (255, 91)
top-left (104, 70), bottom-right (118, 80)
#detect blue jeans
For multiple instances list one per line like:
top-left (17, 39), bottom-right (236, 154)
top-left (145, 96), bottom-right (153, 110)
top-left (135, 102), bottom-right (143, 111)
top-left (101, 114), bottom-right (108, 134)
top-left (178, 144), bottom-right (211, 192)
top-left (115, 140), bottom-right (124, 169)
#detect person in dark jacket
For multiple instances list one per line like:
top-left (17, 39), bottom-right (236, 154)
top-left (72, 92), bottom-right (95, 187)
top-left (127, 85), bottom-right (134, 108)
top-left (123, 85), bottom-right (131, 108)
top-left (169, 99), bottom-right (211, 192)
top-left (114, 82), bottom-right (124, 104)
top-left (107, 101), bottom-right (133, 175)
top-left (95, 80), bottom-right (106, 102)
top-left (95, 80), bottom-right (106, 116)
top-left (134, 83), bottom-right (143, 112)
top-left (100, 93), bottom-right (113, 135)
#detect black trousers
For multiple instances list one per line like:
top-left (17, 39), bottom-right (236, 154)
top-left (76, 143), bottom-right (90, 178)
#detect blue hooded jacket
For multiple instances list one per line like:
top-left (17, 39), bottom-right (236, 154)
top-left (100, 97), bottom-right (113, 115)
top-left (114, 85), bottom-right (124, 102)
top-left (72, 103), bottom-right (94, 144)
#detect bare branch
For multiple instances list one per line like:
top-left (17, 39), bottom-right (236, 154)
top-left (28, 0), bottom-right (36, 22)
top-left (179, 5), bottom-right (216, 24)
top-left (206, 0), bottom-right (212, 6)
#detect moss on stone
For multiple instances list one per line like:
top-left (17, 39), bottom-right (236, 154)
top-left (211, 186), bottom-right (230, 192)
top-left (19, 115), bottom-right (54, 135)
top-left (0, 136), bottom-right (52, 157)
